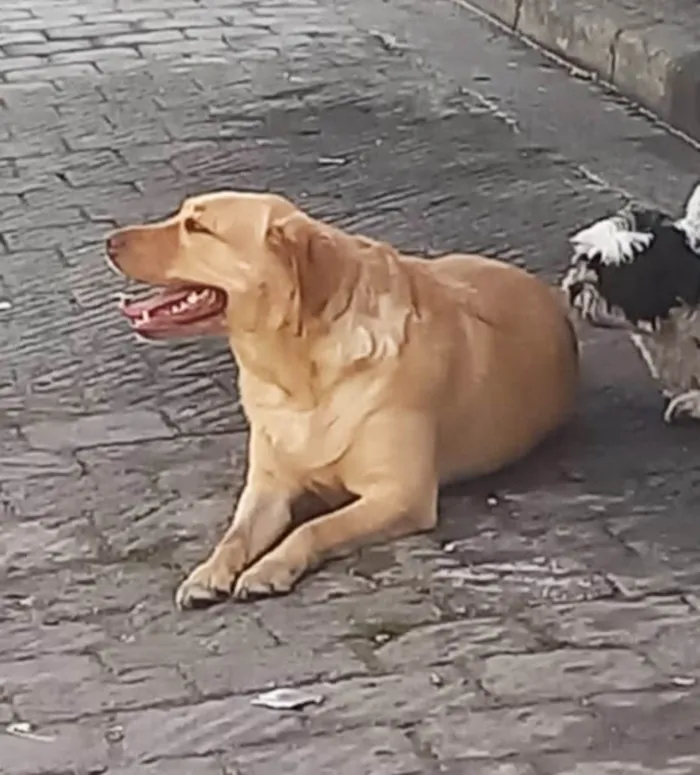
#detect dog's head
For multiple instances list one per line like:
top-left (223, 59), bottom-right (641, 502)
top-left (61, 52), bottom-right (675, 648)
top-left (106, 191), bottom-right (360, 341)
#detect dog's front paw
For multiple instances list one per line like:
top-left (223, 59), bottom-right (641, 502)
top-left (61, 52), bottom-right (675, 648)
top-left (233, 550), bottom-right (306, 601)
top-left (175, 558), bottom-right (237, 610)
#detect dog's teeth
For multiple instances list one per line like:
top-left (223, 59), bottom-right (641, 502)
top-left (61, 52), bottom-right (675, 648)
top-left (139, 310), bottom-right (150, 322)
top-left (186, 292), bottom-right (199, 304)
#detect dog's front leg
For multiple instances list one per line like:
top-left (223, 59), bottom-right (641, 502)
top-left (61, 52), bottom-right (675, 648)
top-left (233, 414), bottom-right (439, 599)
top-left (233, 482), bottom-right (437, 599)
top-left (176, 435), bottom-right (300, 610)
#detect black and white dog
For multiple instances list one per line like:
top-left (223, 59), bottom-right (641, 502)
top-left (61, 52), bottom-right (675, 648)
top-left (561, 183), bottom-right (700, 423)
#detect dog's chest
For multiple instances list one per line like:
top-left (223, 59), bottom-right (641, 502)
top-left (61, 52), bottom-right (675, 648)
top-left (245, 383), bottom-right (368, 474)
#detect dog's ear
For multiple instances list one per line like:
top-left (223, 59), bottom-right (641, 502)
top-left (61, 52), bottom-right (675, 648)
top-left (267, 213), bottom-right (356, 326)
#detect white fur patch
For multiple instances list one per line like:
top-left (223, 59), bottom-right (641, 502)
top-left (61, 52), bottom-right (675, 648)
top-left (570, 216), bottom-right (653, 266)
top-left (674, 183), bottom-right (700, 253)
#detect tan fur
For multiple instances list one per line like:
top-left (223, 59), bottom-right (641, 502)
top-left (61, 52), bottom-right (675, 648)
top-left (106, 191), bottom-right (579, 606)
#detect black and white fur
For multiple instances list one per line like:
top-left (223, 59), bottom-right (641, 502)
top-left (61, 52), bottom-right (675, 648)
top-left (561, 182), bottom-right (700, 423)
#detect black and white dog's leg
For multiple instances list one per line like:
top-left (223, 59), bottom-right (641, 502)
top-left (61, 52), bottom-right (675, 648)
top-left (664, 390), bottom-right (700, 423)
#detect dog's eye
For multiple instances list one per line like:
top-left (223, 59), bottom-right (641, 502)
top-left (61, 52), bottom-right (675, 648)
top-left (184, 217), bottom-right (209, 234)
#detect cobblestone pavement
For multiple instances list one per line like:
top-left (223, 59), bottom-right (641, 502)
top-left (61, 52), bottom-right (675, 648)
top-left (2, 0), bottom-right (700, 773)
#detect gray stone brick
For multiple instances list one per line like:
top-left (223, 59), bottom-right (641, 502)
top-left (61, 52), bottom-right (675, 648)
top-left (416, 701), bottom-right (601, 760)
top-left (0, 614), bottom-right (108, 660)
top-left (185, 27), bottom-right (229, 41)
top-left (439, 765), bottom-right (538, 775)
top-left (525, 596), bottom-right (698, 650)
top-left (139, 38), bottom-right (230, 59)
top-left (97, 29), bottom-right (187, 47)
top-left (0, 31), bottom-right (47, 45)
top-left (4, 39), bottom-right (93, 56)
top-left (0, 448), bottom-right (81, 480)
top-left (375, 617), bottom-right (539, 671)
top-left (46, 22), bottom-right (134, 40)
top-left (138, 17), bottom-right (225, 31)
top-left (0, 55), bottom-right (44, 72)
top-left (187, 640), bottom-right (370, 696)
top-left (5, 62), bottom-right (99, 81)
top-left (0, 10), bottom-right (32, 21)
top-left (13, 662), bottom-right (192, 722)
top-left (117, 697), bottom-right (305, 760)
top-left (110, 760), bottom-right (228, 775)
top-left (305, 669), bottom-right (479, 734)
top-left (50, 46), bottom-right (141, 65)
top-left (479, 649), bottom-right (662, 701)
top-left (2, 517), bottom-right (97, 575)
top-left (231, 727), bottom-right (424, 775)
top-left (3, 221), bottom-right (105, 252)
top-left (0, 17), bottom-right (79, 33)
top-left (1, 716), bottom-right (108, 774)
top-left (87, 10), bottom-right (172, 25)
top-left (23, 409), bottom-right (175, 450)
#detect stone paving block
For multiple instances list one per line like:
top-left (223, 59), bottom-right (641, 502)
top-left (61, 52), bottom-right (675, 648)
top-left (0, 55), bottom-right (44, 72)
top-left (644, 618), bottom-right (700, 676)
top-left (585, 689), bottom-right (700, 746)
top-left (416, 701), bottom-right (600, 760)
top-left (6, 62), bottom-right (100, 81)
top-left (3, 220), bottom-right (105, 253)
top-left (1, 716), bottom-right (109, 775)
top-left (545, 743), bottom-right (700, 775)
top-left (374, 617), bottom-right (539, 671)
top-left (0, 613), bottom-right (108, 661)
top-left (2, 654), bottom-right (191, 723)
top-left (186, 642), bottom-right (371, 697)
top-left (4, 39), bottom-right (93, 57)
top-left (4, 563), bottom-right (177, 622)
top-left (96, 493), bottom-right (230, 562)
top-left (1, 517), bottom-right (97, 576)
top-left (81, 434), bottom-right (241, 488)
top-left (98, 30), bottom-right (188, 47)
top-left (47, 22), bottom-right (134, 40)
top-left (439, 764), bottom-right (539, 775)
top-left (23, 409), bottom-right (175, 450)
top-left (523, 596), bottom-right (700, 651)
top-left (302, 668), bottom-right (480, 733)
top-left (231, 727), bottom-right (424, 775)
top-left (256, 583), bottom-right (445, 651)
top-left (479, 649), bottom-right (662, 702)
top-left (0, 448), bottom-right (81, 481)
top-left (116, 696), bottom-right (305, 761)
top-left (100, 606), bottom-right (277, 672)
top-left (52, 46), bottom-right (143, 65)
top-left (110, 760), bottom-right (229, 775)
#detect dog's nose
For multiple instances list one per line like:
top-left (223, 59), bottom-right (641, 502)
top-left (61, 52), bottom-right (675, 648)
top-left (106, 232), bottom-right (126, 260)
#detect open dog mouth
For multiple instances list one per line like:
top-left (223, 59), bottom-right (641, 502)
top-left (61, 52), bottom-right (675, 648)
top-left (119, 284), bottom-right (228, 339)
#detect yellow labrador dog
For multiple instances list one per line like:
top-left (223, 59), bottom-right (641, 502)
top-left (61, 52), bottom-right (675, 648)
top-left (106, 191), bottom-right (579, 608)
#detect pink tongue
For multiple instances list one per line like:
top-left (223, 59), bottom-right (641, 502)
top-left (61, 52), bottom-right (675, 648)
top-left (120, 288), bottom-right (191, 318)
